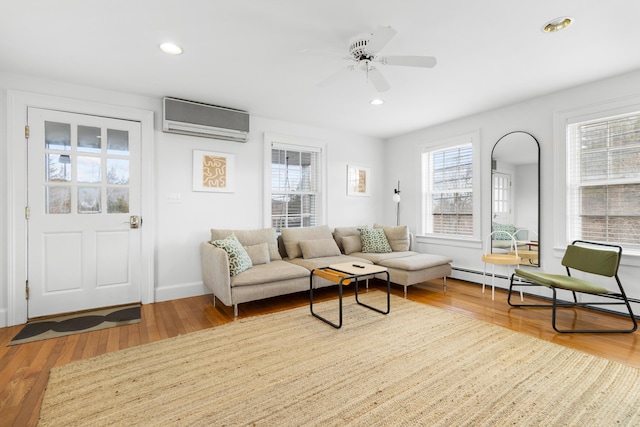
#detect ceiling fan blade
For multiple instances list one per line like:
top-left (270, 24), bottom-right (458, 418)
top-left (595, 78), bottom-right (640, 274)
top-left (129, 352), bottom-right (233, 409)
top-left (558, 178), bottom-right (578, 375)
top-left (381, 55), bottom-right (437, 68)
top-left (367, 67), bottom-right (390, 93)
top-left (316, 65), bottom-right (355, 87)
top-left (367, 26), bottom-right (397, 53)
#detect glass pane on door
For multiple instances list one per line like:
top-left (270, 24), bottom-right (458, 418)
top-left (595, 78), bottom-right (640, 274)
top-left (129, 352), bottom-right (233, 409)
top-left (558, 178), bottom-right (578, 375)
top-left (78, 187), bottom-right (101, 213)
top-left (45, 121), bottom-right (71, 151)
top-left (78, 125), bottom-right (101, 153)
top-left (107, 158), bottom-right (129, 184)
top-left (46, 187), bottom-right (71, 214)
top-left (107, 188), bottom-right (129, 213)
top-left (45, 154), bottom-right (71, 182)
top-left (77, 156), bottom-right (101, 183)
top-left (107, 129), bottom-right (129, 155)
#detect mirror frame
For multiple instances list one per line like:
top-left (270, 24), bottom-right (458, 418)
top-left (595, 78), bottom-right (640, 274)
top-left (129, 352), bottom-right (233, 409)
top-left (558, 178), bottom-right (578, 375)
top-left (490, 131), bottom-right (540, 266)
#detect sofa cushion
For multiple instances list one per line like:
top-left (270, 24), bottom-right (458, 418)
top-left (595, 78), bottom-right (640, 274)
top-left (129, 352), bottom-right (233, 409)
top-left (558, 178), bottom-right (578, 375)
top-left (244, 243), bottom-right (270, 266)
top-left (377, 254), bottom-right (453, 271)
top-left (374, 224), bottom-right (410, 252)
top-left (211, 227), bottom-right (282, 261)
top-left (342, 235), bottom-right (362, 255)
top-left (211, 234), bottom-right (253, 276)
top-left (360, 228), bottom-right (392, 253)
top-left (333, 226), bottom-right (365, 252)
top-left (287, 255), bottom-right (372, 271)
top-left (299, 239), bottom-right (341, 259)
top-left (281, 225), bottom-right (334, 259)
top-left (350, 251), bottom-right (418, 264)
top-left (231, 260), bottom-right (309, 287)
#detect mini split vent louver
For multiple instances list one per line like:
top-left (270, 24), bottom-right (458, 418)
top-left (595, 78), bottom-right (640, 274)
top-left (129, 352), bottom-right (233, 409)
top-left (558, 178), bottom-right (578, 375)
top-left (162, 97), bottom-right (250, 142)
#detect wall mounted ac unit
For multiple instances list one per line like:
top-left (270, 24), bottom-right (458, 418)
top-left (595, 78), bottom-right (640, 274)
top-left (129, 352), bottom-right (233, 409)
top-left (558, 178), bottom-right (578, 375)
top-left (162, 97), bottom-right (250, 142)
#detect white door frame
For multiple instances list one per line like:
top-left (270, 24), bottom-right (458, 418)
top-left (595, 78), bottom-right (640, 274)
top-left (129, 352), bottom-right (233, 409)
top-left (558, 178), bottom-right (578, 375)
top-left (7, 90), bottom-right (155, 326)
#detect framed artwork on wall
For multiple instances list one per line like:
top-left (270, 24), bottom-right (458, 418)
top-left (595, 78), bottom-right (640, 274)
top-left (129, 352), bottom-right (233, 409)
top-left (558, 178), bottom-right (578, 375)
top-left (193, 150), bottom-right (235, 193)
top-left (347, 164), bottom-right (370, 197)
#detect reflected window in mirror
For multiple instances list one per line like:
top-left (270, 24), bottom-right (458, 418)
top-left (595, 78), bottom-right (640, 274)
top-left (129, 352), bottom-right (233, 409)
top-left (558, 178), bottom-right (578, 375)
top-left (491, 131), bottom-right (540, 266)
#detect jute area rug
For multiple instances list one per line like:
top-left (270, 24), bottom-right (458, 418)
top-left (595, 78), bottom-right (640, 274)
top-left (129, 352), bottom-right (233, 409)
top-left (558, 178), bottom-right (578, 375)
top-left (39, 292), bottom-right (640, 426)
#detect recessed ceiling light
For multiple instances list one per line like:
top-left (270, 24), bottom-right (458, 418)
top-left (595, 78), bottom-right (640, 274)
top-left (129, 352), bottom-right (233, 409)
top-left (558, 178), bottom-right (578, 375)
top-left (160, 42), bottom-right (183, 55)
top-left (370, 98), bottom-right (384, 106)
top-left (542, 17), bottom-right (573, 33)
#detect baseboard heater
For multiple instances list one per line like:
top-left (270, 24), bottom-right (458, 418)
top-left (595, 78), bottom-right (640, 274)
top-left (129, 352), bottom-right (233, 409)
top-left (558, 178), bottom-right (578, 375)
top-left (163, 97), bottom-right (250, 142)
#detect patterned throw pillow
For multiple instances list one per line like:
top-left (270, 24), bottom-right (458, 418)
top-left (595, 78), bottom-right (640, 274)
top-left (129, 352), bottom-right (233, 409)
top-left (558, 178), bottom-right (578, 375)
top-left (211, 234), bottom-right (253, 276)
top-left (360, 228), bottom-right (392, 253)
top-left (492, 223), bottom-right (516, 240)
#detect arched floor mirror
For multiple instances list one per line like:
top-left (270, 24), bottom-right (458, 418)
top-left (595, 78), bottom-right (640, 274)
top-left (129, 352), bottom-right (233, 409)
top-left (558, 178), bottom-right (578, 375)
top-left (491, 131), bottom-right (540, 266)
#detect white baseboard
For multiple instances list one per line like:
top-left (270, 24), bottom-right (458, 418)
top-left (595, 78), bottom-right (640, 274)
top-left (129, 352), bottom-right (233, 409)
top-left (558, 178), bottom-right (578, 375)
top-left (0, 308), bottom-right (8, 328)
top-left (450, 267), bottom-right (511, 290)
top-left (154, 281), bottom-right (211, 303)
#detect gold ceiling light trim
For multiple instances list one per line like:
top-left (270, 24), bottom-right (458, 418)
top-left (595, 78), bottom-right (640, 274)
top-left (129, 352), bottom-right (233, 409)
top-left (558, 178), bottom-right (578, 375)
top-left (542, 17), bottom-right (573, 33)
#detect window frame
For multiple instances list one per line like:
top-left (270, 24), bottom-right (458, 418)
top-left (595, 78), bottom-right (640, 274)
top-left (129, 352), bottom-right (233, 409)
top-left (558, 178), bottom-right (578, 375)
top-left (263, 133), bottom-right (327, 231)
top-left (419, 131), bottom-right (481, 243)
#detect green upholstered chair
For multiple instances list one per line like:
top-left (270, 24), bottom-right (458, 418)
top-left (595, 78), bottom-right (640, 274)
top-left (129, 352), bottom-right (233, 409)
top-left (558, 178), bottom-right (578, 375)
top-left (507, 240), bottom-right (637, 333)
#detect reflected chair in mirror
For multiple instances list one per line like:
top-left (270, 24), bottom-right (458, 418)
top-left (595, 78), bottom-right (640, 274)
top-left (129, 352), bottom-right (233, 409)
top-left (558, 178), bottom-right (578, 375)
top-left (510, 228), bottom-right (539, 266)
top-left (482, 231), bottom-right (522, 301)
top-left (508, 240), bottom-right (637, 333)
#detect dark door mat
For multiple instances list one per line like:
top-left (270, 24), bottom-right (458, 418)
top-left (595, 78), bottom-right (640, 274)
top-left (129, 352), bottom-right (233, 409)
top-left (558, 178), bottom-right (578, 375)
top-left (8, 304), bottom-right (141, 346)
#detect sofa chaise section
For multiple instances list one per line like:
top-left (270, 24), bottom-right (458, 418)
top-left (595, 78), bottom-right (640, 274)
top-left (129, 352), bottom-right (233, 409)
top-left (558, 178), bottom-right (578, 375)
top-left (336, 225), bottom-right (453, 297)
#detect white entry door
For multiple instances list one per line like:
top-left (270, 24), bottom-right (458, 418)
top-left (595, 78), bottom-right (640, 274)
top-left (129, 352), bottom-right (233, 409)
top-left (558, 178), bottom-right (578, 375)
top-left (27, 108), bottom-right (142, 318)
top-left (492, 171), bottom-right (512, 225)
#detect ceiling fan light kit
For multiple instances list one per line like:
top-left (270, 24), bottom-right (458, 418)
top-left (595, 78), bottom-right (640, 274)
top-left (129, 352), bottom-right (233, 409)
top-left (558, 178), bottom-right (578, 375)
top-left (315, 25), bottom-right (437, 93)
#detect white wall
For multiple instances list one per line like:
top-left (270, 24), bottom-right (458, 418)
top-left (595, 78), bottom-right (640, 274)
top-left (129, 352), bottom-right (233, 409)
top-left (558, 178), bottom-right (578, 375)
top-left (0, 71), bottom-right (384, 326)
top-left (154, 115), bottom-right (385, 301)
top-left (385, 68), bottom-right (640, 305)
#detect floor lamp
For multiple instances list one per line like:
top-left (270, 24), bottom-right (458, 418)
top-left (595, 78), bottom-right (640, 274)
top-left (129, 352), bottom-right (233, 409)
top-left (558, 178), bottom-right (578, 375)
top-left (393, 180), bottom-right (401, 226)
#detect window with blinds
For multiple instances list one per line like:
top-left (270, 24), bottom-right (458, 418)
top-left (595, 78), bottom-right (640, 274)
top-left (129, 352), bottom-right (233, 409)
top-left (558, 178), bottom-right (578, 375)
top-left (567, 112), bottom-right (640, 247)
top-left (422, 143), bottom-right (473, 236)
top-left (271, 144), bottom-right (321, 232)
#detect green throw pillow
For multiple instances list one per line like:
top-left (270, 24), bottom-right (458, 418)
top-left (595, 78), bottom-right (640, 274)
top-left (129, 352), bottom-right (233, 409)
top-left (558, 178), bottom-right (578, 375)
top-left (360, 228), bottom-right (392, 253)
top-left (492, 223), bottom-right (516, 240)
top-left (211, 234), bottom-right (253, 276)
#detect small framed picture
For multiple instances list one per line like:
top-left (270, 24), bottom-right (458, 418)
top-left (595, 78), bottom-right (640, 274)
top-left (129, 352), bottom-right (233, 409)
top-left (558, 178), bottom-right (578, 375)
top-left (193, 150), bottom-right (235, 193)
top-left (347, 165), bottom-right (370, 197)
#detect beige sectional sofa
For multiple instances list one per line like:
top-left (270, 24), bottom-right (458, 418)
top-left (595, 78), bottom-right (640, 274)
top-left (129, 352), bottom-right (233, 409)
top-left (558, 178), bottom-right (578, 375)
top-left (200, 225), bottom-right (452, 316)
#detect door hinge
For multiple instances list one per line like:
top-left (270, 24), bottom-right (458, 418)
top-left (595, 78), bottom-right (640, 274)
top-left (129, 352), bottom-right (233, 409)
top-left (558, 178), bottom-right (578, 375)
top-left (25, 206), bottom-right (30, 219)
top-left (25, 125), bottom-right (29, 139)
top-left (25, 280), bottom-right (29, 300)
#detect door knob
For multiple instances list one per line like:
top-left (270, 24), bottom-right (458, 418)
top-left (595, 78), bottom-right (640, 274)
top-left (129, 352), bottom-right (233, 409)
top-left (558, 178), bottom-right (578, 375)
top-left (127, 215), bottom-right (142, 229)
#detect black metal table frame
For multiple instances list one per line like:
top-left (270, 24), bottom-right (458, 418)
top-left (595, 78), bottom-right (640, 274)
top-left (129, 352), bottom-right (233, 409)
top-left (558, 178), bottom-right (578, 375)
top-left (309, 266), bottom-right (391, 329)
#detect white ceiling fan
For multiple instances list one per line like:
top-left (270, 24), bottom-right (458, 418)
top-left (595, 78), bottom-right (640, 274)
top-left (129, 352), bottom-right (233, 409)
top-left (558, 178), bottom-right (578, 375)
top-left (310, 26), bottom-right (437, 93)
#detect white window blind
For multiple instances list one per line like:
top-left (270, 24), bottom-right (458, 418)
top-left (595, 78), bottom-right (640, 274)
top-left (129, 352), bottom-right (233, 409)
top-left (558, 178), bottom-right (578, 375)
top-left (271, 143), bottom-right (321, 232)
top-left (567, 112), bottom-right (640, 247)
top-left (422, 143), bottom-right (473, 236)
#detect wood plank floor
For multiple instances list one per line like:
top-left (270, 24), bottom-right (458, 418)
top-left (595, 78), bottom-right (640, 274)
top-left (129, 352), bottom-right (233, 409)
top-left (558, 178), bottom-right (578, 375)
top-left (1, 278), bottom-right (639, 427)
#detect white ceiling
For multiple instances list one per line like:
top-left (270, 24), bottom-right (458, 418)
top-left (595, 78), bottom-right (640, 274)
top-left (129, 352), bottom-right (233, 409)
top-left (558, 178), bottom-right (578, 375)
top-left (2, 0), bottom-right (640, 139)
